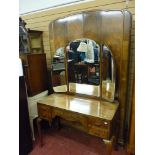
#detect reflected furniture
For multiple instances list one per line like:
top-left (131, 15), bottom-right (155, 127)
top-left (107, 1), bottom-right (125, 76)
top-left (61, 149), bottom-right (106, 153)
top-left (37, 10), bottom-right (131, 155)
top-left (52, 56), bottom-right (65, 86)
top-left (74, 62), bottom-right (88, 83)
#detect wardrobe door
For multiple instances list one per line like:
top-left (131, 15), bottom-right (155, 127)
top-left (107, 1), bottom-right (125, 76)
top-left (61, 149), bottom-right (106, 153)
top-left (19, 76), bottom-right (33, 155)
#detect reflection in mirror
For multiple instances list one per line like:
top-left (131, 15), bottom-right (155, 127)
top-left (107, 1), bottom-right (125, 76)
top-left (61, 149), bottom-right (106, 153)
top-left (51, 47), bottom-right (67, 92)
top-left (67, 38), bottom-right (100, 97)
top-left (102, 45), bottom-right (115, 101)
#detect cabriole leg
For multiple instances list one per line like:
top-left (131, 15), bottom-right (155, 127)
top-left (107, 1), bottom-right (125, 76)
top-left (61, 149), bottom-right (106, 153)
top-left (36, 117), bottom-right (43, 147)
top-left (103, 136), bottom-right (115, 155)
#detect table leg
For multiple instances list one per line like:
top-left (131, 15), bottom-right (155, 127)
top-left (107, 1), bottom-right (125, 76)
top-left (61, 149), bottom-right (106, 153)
top-left (30, 117), bottom-right (35, 141)
top-left (36, 117), bottom-right (43, 147)
top-left (103, 136), bottom-right (115, 155)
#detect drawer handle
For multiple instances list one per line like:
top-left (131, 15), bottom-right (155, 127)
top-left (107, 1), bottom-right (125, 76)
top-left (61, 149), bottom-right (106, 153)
top-left (93, 121), bottom-right (108, 127)
top-left (104, 122), bottom-right (108, 125)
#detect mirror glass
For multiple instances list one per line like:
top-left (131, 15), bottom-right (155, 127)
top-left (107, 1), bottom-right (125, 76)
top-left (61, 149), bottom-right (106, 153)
top-left (67, 38), bottom-right (100, 97)
top-left (102, 45), bottom-right (115, 101)
top-left (51, 47), bottom-right (67, 92)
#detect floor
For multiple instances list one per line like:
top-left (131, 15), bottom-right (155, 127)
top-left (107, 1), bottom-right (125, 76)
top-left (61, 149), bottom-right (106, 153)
top-left (29, 124), bottom-right (128, 155)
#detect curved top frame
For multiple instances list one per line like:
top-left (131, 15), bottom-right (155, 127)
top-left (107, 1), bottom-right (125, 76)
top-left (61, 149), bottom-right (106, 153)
top-left (49, 9), bottom-right (132, 102)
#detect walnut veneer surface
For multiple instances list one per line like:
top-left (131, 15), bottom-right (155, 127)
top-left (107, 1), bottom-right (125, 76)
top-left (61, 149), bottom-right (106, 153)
top-left (38, 93), bottom-right (118, 121)
top-left (37, 93), bottom-right (119, 142)
top-left (49, 10), bottom-right (132, 140)
top-left (36, 10), bottom-right (131, 154)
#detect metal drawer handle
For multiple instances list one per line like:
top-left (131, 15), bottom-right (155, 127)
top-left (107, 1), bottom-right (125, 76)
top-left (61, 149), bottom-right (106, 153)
top-left (104, 122), bottom-right (108, 125)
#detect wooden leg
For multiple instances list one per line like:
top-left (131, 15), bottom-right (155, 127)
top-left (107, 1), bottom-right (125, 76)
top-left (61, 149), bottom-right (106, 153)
top-left (103, 136), bottom-right (115, 155)
top-left (114, 127), bottom-right (119, 150)
top-left (30, 117), bottom-right (35, 141)
top-left (36, 117), bottom-right (43, 147)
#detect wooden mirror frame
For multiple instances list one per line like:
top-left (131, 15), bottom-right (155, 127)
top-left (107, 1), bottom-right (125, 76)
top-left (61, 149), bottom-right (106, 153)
top-left (49, 9), bottom-right (132, 102)
top-left (101, 44), bottom-right (116, 102)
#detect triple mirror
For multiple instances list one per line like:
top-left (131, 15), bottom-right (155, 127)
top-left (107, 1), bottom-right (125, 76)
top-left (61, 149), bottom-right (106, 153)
top-left (51, 38), bottom-right (116, 102)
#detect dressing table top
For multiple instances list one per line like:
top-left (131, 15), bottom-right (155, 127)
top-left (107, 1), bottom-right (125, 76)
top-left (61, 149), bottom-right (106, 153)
top-left (38, 93), bottom-right (119, 121)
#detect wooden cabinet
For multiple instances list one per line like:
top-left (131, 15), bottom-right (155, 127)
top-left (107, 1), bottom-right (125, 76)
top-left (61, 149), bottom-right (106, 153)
top-left (20, 53), bottom-right (48, 97)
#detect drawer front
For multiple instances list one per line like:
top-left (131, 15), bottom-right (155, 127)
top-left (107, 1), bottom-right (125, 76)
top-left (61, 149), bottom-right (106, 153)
top-left (52, 108), bottom-right (64, 118)
top-left (88, 125), bottom-right (109, 139)
top-left (88, 117), bottom-right (109, 129)
top-left (62, 111), bottom-right (87, 127)
top-left (52, 108), bottom-right (87, 127)
top-left (38, 104), bottom-right (51, 120)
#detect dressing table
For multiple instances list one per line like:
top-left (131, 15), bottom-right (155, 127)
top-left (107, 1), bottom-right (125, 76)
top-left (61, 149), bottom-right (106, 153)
top-left (36, 10), bottom-right (131, 155)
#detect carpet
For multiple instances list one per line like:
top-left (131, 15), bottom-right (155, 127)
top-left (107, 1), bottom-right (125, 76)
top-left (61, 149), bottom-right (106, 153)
top-left (29, 125), bottom-right (128, 155)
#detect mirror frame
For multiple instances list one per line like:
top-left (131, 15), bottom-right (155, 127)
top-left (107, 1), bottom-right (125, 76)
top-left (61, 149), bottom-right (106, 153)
top-left (51, 46), bottom-right (67, 93)
top-left (101, 44), bottom-right (116, 102)
top-left (49, 10), bottom-right (132, 103)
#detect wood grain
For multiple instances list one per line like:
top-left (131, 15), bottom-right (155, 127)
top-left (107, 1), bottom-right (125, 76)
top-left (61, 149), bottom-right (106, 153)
top-left (21, 1), bottom-right (135, 143)
top-left (48, 10), bottom-right (131, 141)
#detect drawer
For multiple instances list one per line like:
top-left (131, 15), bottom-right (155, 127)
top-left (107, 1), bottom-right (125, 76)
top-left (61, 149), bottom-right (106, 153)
top-left (88, 117), bottom-right (109, 129)
top-left (38, 104), bottom-right (51, 120)
top-left (63, 111), bottom-right (87, 127)
top-left (88, 125), bottom-right (109, 139)
top-left (52, 108), bottom-right (64, 118)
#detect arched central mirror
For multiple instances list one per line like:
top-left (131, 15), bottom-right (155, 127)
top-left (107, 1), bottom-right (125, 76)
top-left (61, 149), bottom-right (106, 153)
top-left (66, 38), bottom-right (100, 97)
